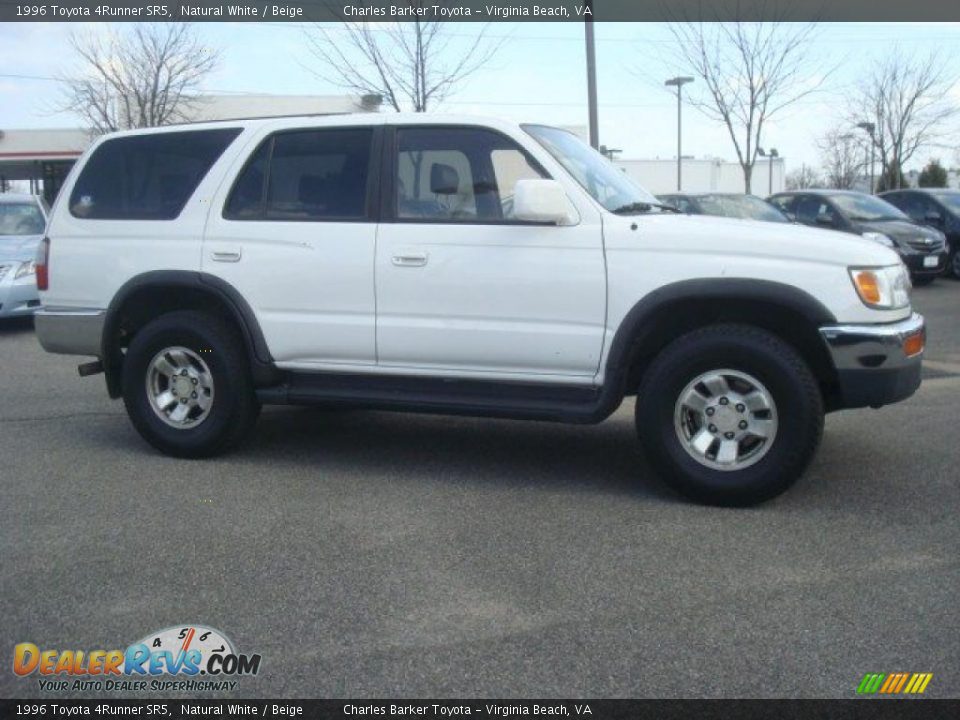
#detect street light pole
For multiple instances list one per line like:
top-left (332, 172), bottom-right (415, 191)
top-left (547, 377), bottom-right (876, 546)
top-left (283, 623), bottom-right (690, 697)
top-left (857, 122), bottom-right (876, 193)
top-left (665, 76), bottom-right (694, 191)
top-left (585, 0), bottom-right (599, 149)
top-left (759, 147), bottom-right (779, 195)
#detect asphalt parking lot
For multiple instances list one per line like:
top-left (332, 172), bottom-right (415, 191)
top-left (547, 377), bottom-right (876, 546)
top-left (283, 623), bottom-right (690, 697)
top-left (2, 282), bottom-right (959, 700)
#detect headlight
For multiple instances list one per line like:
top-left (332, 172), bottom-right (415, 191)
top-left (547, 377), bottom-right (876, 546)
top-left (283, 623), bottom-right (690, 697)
top-left (849, 265), bottom-right (911, 310)
top-left (14, 260), bottom-right (36, 279)
top-left (862, 231), bottom-right (896, 248)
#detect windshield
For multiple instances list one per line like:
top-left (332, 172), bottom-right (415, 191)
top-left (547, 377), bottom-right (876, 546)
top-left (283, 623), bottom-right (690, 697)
top-left (829, 193), bottom-right (907, 222)
top-left (933, 192), bottom-right (960, 214)
top-left (0, 203), bottom-right (46, 236)
top-left (697, 195), bottom-right (790, 223)
top-left (523, 125), bottom-right (663, 213)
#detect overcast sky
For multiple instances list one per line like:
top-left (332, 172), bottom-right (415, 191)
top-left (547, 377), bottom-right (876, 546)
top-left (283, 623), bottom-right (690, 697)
top-left (2, 21), bottom-right (959, 174)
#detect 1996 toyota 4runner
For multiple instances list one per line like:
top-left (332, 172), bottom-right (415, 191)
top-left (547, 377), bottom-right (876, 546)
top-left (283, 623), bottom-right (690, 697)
top-left (35, 115), bottom-right (925, 505)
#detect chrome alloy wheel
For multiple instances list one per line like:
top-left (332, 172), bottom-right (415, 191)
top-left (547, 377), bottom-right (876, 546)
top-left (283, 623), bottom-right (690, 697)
top-left (145, 346), bottom-right (215, 429)
top-left (673, 369), bottom-right (778, 472)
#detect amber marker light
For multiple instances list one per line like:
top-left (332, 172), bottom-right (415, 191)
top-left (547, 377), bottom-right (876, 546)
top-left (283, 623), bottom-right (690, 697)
top-left (903, 331), bottom-right (925, 358)
top-left (851, 270), bottom-right (882, 305)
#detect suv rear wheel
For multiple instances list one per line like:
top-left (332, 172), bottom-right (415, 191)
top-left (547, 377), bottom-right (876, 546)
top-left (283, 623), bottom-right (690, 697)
top-left (121, 311), bottom-right (260, 458)
top-left (636, 324), bottom-right (823, 506)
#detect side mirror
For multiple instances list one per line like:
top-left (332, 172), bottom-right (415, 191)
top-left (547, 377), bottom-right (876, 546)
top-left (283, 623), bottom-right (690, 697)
top-left (513, 179), bottom-right (576, 225)
top-left (815, 214), bottom-right (835, 226)
top-left (925, 210), bottom-right (943, 225)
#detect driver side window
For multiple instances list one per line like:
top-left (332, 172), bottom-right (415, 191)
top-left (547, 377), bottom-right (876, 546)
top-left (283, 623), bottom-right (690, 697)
top-left (395, 127), bottom-right (546, 223)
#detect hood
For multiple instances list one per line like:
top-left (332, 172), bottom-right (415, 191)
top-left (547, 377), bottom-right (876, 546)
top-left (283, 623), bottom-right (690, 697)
top-left (854, 219), bottom-right (942, 243)
top-left (0, 233), bottom-right (42, 263)
top-left (624, 213), bottom-right (901, 268)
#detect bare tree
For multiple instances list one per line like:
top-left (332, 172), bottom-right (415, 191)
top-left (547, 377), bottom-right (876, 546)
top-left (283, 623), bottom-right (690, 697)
top-left (845, 50), bottom-right (958, 190)
top-left (303, 2), bottom-right (502, 112)
top-left (62, 24), bottom-right (219, 134)
top-left (818, 127), bottom-right (866, 189)
top-left (786, 165), bottom-right (821, 190)
top-left (664, 6), bottom-right (824, 192)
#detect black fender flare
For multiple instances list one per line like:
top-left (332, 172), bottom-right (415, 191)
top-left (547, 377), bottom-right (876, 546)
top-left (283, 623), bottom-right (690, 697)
top-left (101, 270), bottom-right (276, 396)
top-left (598, 278), bottom-right (837, 411)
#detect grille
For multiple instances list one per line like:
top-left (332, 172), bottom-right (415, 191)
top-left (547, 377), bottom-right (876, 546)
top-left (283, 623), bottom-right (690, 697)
top-left (905, 237), bottom-right (945, 253)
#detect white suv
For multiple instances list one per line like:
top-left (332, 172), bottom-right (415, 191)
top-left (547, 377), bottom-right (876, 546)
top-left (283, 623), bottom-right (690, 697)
top-left (35, 115), bottom-right (924, 505)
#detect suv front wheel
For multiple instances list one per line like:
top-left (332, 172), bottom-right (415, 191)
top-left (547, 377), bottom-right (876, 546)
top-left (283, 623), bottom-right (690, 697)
top-left (636, 324), bottom-right (824, 506)
top-left (121, 311), bottom-right (260, 458)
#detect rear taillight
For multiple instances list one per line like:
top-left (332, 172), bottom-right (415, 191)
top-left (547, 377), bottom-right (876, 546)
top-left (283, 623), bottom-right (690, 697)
top-left (36, 236), bottom-right (50, 291)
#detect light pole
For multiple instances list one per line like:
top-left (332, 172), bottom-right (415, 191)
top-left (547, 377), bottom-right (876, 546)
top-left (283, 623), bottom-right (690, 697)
top-left (585, 0), bottom-right (599, 149)
top-left (758, 147), bottom-right (779, 195)
top-left (857, 122), bottom-right (876, 193)
top-left (665, 76), bottom-right (694, 191)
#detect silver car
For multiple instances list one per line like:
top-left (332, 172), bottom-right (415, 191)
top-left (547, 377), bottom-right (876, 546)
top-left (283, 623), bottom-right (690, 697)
top-left (0, 193), bottom-right (47, 319)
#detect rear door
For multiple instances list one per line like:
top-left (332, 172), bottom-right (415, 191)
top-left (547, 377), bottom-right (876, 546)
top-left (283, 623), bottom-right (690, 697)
top-left (204, 125), bottom-right (380, 367)
top-left (374, 125), bottom-right (607, 379)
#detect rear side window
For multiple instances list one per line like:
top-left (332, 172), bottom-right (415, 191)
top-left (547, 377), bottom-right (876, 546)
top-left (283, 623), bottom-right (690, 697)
top-left (224, 128), bottom-right (374, 221)
top-left (69, 129), bottom-right (241, 220)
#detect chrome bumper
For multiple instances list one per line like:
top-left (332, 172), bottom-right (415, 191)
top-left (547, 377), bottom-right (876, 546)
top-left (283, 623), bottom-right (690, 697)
top-left (34, 308), bottom-right (105, 357)
top-left (819, 312), bottom-right (924, 409)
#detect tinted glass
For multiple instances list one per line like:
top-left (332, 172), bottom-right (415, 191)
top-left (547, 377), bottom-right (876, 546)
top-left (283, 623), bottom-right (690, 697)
top-left (696, 195), bottom-right (789, 222)
top-left (264, 129), bottom-right (372, 220)
top-left (224, 140), bottom-right (271, 219)
top-left (396, 128), bottom-right (546, 222)
top-left (768, 195), bottom-right (795, 214)
top-left (933, 192), bottom-right (960, 214)
top-left (829, 193), bottom-right (907, 222)
top-left (70, 129), bottom-right (241, 220)
top-left (0, 203), bottom-right (45, 235)
top-left (795, 196), bottom-right (836, 225)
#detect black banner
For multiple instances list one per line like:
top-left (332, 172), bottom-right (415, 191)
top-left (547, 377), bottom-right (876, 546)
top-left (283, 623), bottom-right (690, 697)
top-left (5, 0), bottom-right (960, 22)
top-left (1, 700), bottom-right (960, 719)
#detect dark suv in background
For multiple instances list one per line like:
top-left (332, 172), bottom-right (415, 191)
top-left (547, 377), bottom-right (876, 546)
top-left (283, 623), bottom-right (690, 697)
top-left (879, 188), bottom-right (960, 279)
top-left (768, 190), bottom-right (948, 283)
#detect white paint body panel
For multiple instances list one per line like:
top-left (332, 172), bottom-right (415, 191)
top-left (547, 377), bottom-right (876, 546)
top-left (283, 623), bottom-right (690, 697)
top-left (41, 113), bottom-right (913, 388)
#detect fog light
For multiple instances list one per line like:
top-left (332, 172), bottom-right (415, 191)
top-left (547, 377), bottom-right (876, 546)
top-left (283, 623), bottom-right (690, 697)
top-left (903, 331), bottom-right (924, 358)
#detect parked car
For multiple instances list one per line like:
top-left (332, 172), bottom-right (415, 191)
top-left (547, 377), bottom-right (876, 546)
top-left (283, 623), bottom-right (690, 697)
top-left (879, 188), bottom-right (960, 279)
top-left (768, 190), bottom-right (948, 284)
top-left (658, 192), bottom-right (792, 223)
top-left (0, 193), bottom-right (47, 320)
top-left (34, 116), bottom-right (925, 506)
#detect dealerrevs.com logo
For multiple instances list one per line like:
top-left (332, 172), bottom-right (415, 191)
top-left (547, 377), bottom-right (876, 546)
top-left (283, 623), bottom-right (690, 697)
top-left (13, 625), bottom-right (261, 692)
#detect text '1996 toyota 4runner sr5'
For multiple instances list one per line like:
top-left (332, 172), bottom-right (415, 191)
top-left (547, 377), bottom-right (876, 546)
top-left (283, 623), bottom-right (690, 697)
top-left (35, 115), bottom-right (925, 505)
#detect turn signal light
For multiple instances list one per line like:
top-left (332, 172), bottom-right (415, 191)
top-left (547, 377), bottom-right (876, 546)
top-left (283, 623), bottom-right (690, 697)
top-left (852, 270), bottom-right (881, 305)
top-left (903, 331), bottom-right (925, 358)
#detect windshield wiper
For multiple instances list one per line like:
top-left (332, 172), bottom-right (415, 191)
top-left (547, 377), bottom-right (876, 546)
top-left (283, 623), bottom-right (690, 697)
top-left (611, 201), bottom-right (681, 215)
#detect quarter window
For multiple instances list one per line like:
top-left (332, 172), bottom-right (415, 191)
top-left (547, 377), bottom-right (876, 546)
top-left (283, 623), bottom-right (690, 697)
top-left (225, 128), bottom-right (373, 221)
top-left (70, 129), bottom-right (241, 220)
top-left (395, 128), bottom-right (547, 223)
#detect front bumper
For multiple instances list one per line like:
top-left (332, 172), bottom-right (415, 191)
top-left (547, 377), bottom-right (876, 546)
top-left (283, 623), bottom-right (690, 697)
top-left (34, 308), bottom-right (105, 356)
top-left (0, 266), bottom-right (41, 318)
top-left (900, 249), bottom-right (948, 276)
top-left (820, 312), bottom-right (924, 409)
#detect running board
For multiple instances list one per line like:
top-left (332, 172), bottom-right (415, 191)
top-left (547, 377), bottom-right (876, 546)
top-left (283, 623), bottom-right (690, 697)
top-left (256, 372), bottom-right (608, 424)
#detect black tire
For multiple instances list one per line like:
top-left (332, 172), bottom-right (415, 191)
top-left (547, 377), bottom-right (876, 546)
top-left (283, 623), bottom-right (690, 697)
top-left (122, 310), bottom-right (260, 458)
top-left (636, 324), bottom-right (823, 506)
top-left (949, 249), bottom-right (960, 280)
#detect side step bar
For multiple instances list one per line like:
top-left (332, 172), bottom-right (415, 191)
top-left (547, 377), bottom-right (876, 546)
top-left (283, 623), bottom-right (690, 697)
top-left (256, 372), bottom-right (608, 424)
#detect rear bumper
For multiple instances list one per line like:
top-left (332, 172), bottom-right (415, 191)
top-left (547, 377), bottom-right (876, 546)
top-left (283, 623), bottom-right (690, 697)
top-left (820, 312), bottom-right (924, 409)
top-left (34, 308), bottom-right (105, 356)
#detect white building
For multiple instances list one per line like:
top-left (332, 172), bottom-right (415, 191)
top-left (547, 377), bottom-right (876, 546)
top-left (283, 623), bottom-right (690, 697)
top-left (615, 156), bottom-right (786, 196)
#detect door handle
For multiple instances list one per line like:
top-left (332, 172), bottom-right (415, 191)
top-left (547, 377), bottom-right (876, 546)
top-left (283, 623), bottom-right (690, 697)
top-left (211, 249), bottom-right (242, 263)
top-left (391, 253), bottom-right (428, 267)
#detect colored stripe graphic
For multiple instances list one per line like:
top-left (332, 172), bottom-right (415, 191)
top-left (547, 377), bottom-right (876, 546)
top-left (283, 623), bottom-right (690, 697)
top-left (858, 672), bottom-right (933, 694)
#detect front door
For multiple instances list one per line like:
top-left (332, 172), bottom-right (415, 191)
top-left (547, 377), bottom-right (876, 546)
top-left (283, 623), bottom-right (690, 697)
top-left (375, 125), bottom-right (606, 380)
